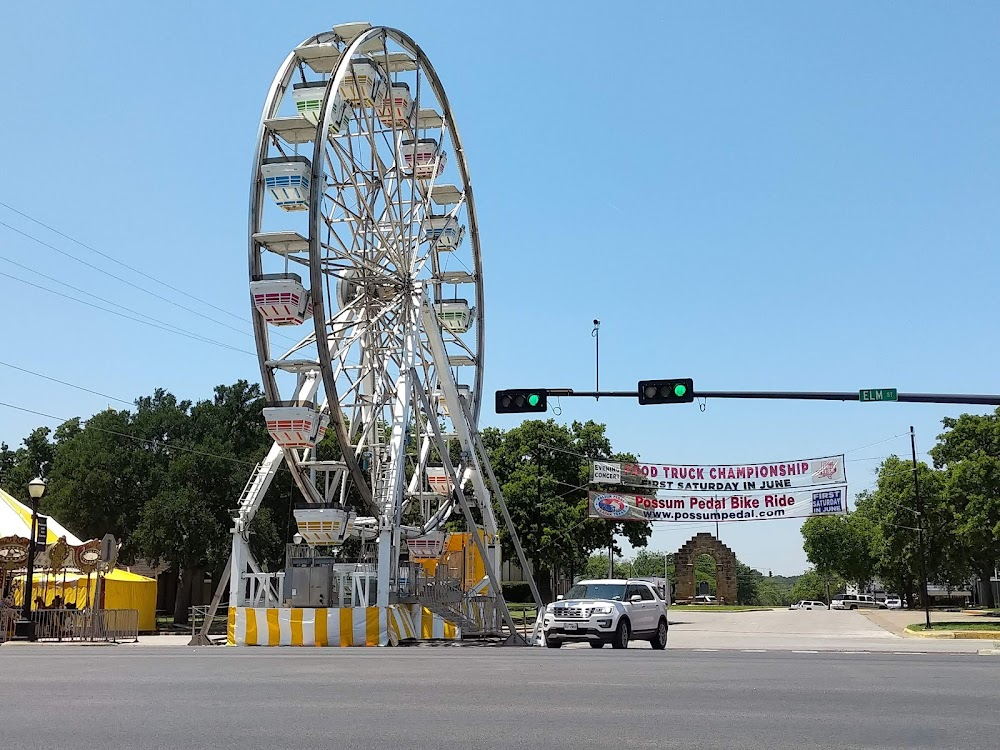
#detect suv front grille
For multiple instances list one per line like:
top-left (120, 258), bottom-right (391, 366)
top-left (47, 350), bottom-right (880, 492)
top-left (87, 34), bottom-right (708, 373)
top-left (553, 607), bottom-right (587, 619)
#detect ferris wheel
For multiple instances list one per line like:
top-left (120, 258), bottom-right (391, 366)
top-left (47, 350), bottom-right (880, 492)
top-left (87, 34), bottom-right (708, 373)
top-left (226, 22), bottom-right (536, 636)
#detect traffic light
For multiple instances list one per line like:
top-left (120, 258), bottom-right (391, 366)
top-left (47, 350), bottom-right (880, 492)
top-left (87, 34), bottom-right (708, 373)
top-left (637, 378), bottom-right (695, 405)
top-left (495, 389), bottom-right (548, 414)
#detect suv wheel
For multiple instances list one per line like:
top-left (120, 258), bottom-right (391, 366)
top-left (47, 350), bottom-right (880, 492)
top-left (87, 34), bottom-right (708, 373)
top-left (650, 618), bottom-right (668, 650)
top-left (546, 637), bottom-right (562, 649)
top-left (611, 618), bottom-right (630, 649)
top-left (589, 641), bottom-right (604, 649)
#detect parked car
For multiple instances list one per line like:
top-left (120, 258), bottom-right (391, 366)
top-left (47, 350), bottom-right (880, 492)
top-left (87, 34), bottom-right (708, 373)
top-left (542, 579), bottom-right (669, 650)
top-left (831, 593), bottom-right (880, 610)
top-left (885, 597), bottom-right (903, 610)
top-left (790, 600), bottom-right (828, 610)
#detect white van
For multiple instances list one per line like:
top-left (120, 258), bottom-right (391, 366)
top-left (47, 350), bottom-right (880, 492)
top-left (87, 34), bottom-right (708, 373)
top-left (830, 593), bottom-right (880, 610)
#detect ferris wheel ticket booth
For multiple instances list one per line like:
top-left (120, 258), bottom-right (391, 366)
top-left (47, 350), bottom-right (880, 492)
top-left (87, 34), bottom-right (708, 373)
top-left (202, 21), bottom-right (541, 648)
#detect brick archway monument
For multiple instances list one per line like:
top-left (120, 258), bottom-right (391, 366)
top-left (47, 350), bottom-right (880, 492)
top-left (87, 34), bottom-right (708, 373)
top-left (675, 533), bottom-right (738, 604)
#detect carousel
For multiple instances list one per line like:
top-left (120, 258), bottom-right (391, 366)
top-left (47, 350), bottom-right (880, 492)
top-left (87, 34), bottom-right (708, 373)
top-left (0, 483), bottom-right (156, 641)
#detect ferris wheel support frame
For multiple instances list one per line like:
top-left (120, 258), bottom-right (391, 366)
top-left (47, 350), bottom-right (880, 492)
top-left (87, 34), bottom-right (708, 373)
top-left (410, 376), bottom-right (523, 641)
top-left (373, 289), bottom-right (421, 607)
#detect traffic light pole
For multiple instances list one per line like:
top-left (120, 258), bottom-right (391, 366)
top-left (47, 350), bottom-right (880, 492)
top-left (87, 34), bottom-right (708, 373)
top-left (540, 389), bottom-right (1000, 406)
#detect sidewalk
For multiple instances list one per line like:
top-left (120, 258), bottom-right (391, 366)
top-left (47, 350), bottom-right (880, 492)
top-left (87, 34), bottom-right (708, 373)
top-left (861, 609), bottom-right (1000, 637)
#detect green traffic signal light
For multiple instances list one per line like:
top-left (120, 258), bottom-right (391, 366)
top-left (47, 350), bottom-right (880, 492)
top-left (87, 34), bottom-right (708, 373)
top-left (637, 378), bottom-right (695, 405)
top-left (495, 389), bottom-right (548, 413)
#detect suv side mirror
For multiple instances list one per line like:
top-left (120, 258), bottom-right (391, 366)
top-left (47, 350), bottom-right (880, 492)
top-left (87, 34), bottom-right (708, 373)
top-left (630, 594), bottom-right (642, 603)
top-left (556, 595), bottom-right (564, 601)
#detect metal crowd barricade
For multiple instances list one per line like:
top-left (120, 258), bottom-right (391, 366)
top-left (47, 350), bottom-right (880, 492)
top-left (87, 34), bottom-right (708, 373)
top-left (26, 608), bottom-right (139, 643)
top-left (99, 608), bottom-right (139, 642)
top-left (0, 608), bottom-right (16, 642)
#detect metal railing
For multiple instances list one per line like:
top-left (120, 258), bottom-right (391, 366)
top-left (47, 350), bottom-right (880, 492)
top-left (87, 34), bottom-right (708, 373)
top-left (2, 608), bottom-right (139, 643)
top-left (413, 550), bottom-right (466, 605)
top-left (0, 608), bottom-right (16, 643)
top-left (190, 605), bottom-right (229, 639)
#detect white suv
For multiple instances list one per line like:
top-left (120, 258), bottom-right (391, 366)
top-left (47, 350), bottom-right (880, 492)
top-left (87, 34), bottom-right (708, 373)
top-left (542, 579), bottom-right (669, 650)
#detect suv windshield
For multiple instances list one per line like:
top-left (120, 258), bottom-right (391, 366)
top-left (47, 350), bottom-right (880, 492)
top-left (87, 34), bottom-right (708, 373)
top-left (566, 583), bottom-right (626, 601)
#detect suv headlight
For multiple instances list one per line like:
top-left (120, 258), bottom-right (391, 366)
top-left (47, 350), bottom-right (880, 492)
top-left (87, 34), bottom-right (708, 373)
top-left (590, 605), bottom-right (613, 615)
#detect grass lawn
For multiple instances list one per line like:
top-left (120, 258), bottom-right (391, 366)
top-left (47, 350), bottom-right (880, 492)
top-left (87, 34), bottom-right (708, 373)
top-left (912, 621), bottom-right (1000, 631)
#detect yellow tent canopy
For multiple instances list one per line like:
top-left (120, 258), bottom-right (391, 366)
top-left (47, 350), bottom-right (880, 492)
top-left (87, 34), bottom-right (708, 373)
top-left (0, 488), bottom-right (84, 545)
top-left (10, 568), bottom-right (158, 632)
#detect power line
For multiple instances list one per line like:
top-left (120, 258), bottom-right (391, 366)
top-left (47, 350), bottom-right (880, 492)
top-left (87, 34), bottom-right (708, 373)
top-left (0, 200), bottom-right (252, 325)
top-left (842, 433), bottom-right (910, 455)
top-left (0, 251), bottom-right (241, 346)
top-left (0, 269), bottom-right (255, 356)
top-left (0, 399), bottom-right (270, 471)
top-left (0, 215), bottom-right (299, 348)
top-left (0, 360), bottom-right (133, 406)
top-left (0, 218), bottom-right (265, 341)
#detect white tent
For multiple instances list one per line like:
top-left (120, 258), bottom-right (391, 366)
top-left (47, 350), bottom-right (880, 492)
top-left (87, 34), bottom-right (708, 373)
top-left (0, 488), bottom-right (84, 545)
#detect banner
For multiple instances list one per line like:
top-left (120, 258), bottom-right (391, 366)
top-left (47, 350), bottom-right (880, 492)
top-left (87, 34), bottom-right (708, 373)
top-left (591, 455), bottom-right (846, 492)
top-left (589, 486), bottom-right (848, 523)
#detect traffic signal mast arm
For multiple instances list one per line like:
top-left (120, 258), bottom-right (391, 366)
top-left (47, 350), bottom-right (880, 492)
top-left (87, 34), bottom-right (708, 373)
top-left (505, 388), bottom-right (1000, 406)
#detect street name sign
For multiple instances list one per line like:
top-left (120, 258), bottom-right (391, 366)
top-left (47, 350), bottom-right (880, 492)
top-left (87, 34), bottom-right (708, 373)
top-left (859, 388), bottom-right (898, 403)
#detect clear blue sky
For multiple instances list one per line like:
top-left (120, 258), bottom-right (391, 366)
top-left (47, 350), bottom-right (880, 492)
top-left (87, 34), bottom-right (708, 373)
top-left (1, 2), bottom-right (997, 574)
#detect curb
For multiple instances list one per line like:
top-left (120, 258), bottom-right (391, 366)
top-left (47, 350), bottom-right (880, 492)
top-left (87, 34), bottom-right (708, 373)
top-left (904, 626), bottom-right (1000, 640)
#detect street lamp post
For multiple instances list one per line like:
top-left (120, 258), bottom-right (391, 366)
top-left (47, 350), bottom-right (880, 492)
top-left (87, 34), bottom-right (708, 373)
top-left (12, 476), bottom-right (47, 641)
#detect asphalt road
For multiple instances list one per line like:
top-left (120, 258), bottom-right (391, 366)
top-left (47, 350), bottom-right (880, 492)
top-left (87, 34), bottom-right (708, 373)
top-left (1, 646), bottom-right (994, 749)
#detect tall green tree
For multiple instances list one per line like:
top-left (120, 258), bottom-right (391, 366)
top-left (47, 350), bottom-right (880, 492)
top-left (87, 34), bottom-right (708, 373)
top-left (481, 419), bottom-right (652, 601)
top-left (801, 511), bottom-right (878, 588)
top-left (860, 458), bottom-right (966, 607)
top-left (0, 426), bottom-right (56, 497)
top-left (931, 408), bottom-right (1000, 607)
top-left (45, 411), bottom-right (148, 553)
top-left (131, 381), bottom-right (277, 623)
top-left (631, 549), bottom-right (671, 578)
top-left (736, 562), bottom-right (762, 605)
top-left (790, 569), bottom-right (844, 604)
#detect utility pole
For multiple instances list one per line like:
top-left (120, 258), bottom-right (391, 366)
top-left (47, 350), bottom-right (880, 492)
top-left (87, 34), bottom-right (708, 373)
top-left (534, 446), bottom-right (543, 604)
top-left (911, 426), bottom-right (932, 630)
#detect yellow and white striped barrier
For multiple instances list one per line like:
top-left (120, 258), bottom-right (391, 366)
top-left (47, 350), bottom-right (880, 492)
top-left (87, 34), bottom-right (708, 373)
top-left (228, 607), bottom-right (383, 646)
top-left (412, 605), bottom-right (461, 640)
top-left (226, 605), bottom-right (460, 646)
